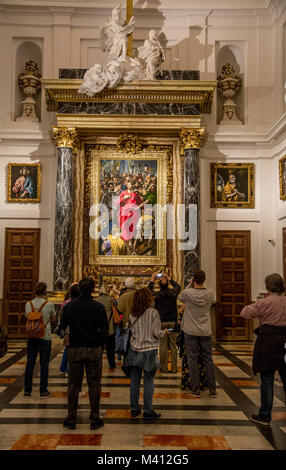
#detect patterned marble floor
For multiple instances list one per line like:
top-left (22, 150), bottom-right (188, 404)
top-left (0, 337), bottom-right (285, 450)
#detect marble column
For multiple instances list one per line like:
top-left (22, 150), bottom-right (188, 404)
top-left (180, 128), bottom-right (205, 286)
top-left (52, 127), bottom-right (79, 290)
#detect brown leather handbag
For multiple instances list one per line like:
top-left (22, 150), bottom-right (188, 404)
top-left (112, 301), bottom-right (122, 324)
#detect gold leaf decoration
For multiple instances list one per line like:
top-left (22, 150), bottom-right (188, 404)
top-left (179, 128), bottom-right (205, 153)
top-left (116, 134), bottom-right (144, 153)
top-left (52, 127), bottom-right (79, 151)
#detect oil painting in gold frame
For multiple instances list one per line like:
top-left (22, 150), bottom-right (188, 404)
top-left (89, 149), bottom-right (169, 266)
top-left (7, 163), bottom-right (41, 203)
top-left (279, 155), bottom-right (286, 201)
top-left (210, 162), bottom-right (255, 208)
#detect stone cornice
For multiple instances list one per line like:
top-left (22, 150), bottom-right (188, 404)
top-left (0, 1), bottom-right (271, 11)
top-left (55, 115), bottom-right (203, 137)
top-left (208, 111), bottom-right (286, 148)
top-left (42, 79), bottom-right (216, 114)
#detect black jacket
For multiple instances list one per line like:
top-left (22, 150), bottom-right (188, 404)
top-left (253, 324), bottom-right (286, 375)
top-left (148, 280), bottom-right (181, 324)
top-left (60, 295), bottom-right (108, 348)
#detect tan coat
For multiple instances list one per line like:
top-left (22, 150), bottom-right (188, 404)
top-left (118, 289), bottom-right (136, 327)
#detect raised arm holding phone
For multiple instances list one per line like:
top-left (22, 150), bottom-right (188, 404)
top-left (179, 270), bottom-right (216, 398)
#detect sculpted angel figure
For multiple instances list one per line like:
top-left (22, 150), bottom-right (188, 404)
top-left (105, 60), bottom-right (123, 88)
top-left (99, 4), bottom-right (135, 62)
top-left (138, 29), bottom-right (166, 80)
top-left (78, 63), bottom-right (108, 95)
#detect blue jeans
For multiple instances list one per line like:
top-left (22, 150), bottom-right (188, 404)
top-left (60, 347), bottom-right (68, 373)
top-left (24, 338), bottom-right (51, 394)
top-left (259, 366), bottom-right (286, 422)
top-left (130, 366), bottom-right (154, 414)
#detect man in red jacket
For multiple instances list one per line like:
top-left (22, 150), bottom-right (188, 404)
top-left (240, 273), bottom-right (286, 426)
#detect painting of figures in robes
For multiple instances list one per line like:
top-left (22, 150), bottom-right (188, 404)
top-left (210, 162), bottom-right (255, 208)
top-left (7, 163), bottom-right (41, 203)
top-left (89, 149), bottom-right (169, 265)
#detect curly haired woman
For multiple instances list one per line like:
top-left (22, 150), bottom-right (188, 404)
top-left (125, 287), bottom-right (168, 420)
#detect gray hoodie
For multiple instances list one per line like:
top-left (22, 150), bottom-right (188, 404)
top-left (179, 287), bottom-right (214, 337)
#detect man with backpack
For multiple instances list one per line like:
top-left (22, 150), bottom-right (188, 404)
top-left (24, 282), bottom-right (56, 398)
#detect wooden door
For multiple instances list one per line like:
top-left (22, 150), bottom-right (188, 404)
top-left (216, 230), bottom-right (252, 341)
top-left (2, 228), bottom-right (40, 338)
top-left (283, 227), bottom-right (286, 282)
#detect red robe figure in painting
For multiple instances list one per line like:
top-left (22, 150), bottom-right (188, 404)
top-left (119, 181), bottom-right (143, 241)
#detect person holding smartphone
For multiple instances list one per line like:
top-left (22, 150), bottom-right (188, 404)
top-left (148, 272), bottom-right (181, 373)
top-left (179, 270), bottom-right (216, 397)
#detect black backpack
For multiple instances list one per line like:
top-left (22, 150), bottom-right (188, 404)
top-left (0, 323), bottom-right (8, 358)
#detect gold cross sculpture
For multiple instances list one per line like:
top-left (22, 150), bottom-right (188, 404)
top-left (126, 0), bottom-right (133, 57)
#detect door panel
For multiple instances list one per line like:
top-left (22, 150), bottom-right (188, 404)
top-left (2, 228), bottom-right (41, 338)
top-left (216, 230), bottom-right (252, 341)
top-left (283, 228), bottom-right (286, 282)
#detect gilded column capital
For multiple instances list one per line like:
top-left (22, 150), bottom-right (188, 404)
top-left (179, 127), bottom-right (205, 154)
top-left (52, 127), bottom-right (79, 151)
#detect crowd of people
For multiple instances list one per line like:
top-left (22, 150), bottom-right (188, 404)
top-left (23, 271), bottom-right (286, 430)
top-left (100, 166), bottom-right (158, 209)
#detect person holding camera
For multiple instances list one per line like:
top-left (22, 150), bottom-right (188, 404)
top-left (179, 270), bottom-right (216, 397)
top-left (148, 272), bottom-right (181, 373)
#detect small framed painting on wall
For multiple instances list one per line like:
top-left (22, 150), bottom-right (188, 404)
top-left (279, 155), bottom-right (286, 201)
top-left (7, 163), bottom-right (41, 203)
top-left (210, 162), bottom-right (255, 208)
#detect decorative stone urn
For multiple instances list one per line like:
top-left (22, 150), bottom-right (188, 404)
top-left (217, 63), bottom-right (242, 124)
top-left (17, 60), bottom-right (41, 122)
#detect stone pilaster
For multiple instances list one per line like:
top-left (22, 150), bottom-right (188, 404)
top-left (180, 128), bottom-right (205, 286)
top-left (52, 127), bottom-right (78, 290)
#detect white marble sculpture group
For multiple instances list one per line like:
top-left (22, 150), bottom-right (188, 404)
top-left (78, 4), bottom-right (166, 96)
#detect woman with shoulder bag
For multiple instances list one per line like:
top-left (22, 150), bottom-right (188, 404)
top-left (125, 287), bottom-right (168, 420)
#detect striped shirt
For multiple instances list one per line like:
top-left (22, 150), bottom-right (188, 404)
top-left (129, 308), bottom-right (166, 352)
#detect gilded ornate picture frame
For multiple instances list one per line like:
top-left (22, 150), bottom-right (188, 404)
top-left (279, 155), bottom-right (286, 201)
top-left (7, 163), bottom-right (41, 203)
top-left (210, 162), bottom-right (255, 208)
top-left (88, 148), bottom-right (169, 265)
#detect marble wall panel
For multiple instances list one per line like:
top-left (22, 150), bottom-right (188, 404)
top-left (57, 102), bottom-right (200, 116)
top-left (53, 147), bottom-right (74, 290)
top-left (183, 148), bottom-right (200, 285)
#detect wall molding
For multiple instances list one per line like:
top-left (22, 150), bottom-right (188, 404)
top-left (207, 112), bottom-right (286, 148)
